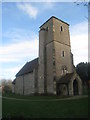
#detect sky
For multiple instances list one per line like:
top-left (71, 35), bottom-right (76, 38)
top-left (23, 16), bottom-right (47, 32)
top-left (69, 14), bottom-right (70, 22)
top-left (0, 1), bottom-right (88, 80)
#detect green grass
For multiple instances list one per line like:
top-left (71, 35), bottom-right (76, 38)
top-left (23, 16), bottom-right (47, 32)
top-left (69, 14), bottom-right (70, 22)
top-left (2, 94), bottom-right (88, 118)
top-left (2, 93), bottom-right (70, 100)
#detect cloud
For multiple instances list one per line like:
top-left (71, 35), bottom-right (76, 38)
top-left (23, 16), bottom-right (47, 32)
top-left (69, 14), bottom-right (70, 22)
top-left (1, 28), bottom-right (39, 79)
top-left (0, 67), bottom-right (21, 80)
top-left (1, 28), bottom-right (39, 63)
top-left (0, 39), bottom-right (39, 63)
top-left (16, 3), bottom-right (38, 19)
top-left (70, 21), bottom-right (88, 36)
top-left (3, 28), bottom-right (37, 43)
top-left (0, 37), bottom-right (39, 79)
top-left (70, 21), bottom-right (88, 66)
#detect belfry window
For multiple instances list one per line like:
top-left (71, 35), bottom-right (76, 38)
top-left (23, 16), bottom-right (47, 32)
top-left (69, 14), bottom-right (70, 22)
top-left (60, 26), bottom-right (63, 31)
top-left (61, 51), bottom-right (65, 57)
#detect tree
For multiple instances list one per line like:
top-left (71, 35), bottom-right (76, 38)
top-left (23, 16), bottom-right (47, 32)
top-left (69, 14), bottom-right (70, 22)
top-left (74, 0), bottom-right (89, 7)
top-left (74, 0), bottom-right (90, 20)
top-left (76, 62), bottom-right (90, 86)
top-left (1, 79), bottom-right (12, 93)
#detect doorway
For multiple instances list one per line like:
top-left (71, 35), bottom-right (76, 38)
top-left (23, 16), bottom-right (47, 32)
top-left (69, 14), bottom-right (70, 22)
top-left (73, 79), bottom-right (78, 95)
top-left (56, 83), bottom-right (61, 95)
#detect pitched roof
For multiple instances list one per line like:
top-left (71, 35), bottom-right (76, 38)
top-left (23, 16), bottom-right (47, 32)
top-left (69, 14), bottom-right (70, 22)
top-left (57, 73), bottom-right (74, 84)
top-left (40, 16), bottom-right (69, 28)
top-left (16, 58), bottom-right (38, 77)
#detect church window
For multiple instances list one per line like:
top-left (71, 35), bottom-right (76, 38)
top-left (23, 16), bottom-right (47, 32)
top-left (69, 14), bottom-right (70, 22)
top-left (60, 26), bottom-right (63, 31)
top-left (61, 66), bottom-right (67, 74)
top-left (53, 61), bottom-right (55, 66)
top-left (61, 51), bottom-right (65, 57)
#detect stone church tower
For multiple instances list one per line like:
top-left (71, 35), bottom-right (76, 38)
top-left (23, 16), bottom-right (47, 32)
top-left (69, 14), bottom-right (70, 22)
top-left (12, 16), bottom-right (82, 96)
top-left (38, 16), bottom-right (75, 94)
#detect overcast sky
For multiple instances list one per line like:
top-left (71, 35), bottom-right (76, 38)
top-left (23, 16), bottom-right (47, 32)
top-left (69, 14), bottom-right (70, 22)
top-left (0, 1), bottom-right (88, 80)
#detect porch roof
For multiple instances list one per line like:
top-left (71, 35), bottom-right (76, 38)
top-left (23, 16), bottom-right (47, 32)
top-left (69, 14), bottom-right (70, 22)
top-left (57, 73), bottom-right (74, 84)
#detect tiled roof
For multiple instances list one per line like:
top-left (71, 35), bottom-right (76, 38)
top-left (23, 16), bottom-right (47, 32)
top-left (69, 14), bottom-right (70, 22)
top-left (16, 58), bottom-right (38, 77)
top-left (57, 73), bottom-right (74, 84)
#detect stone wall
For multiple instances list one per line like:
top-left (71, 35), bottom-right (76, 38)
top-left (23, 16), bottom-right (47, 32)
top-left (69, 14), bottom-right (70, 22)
top-left (15, 76), bottom-right (23, 94)
top-left (24, 72), bottom-right (35, 95)
top-left (53, 18), bottom-right (70, 46)
top-left (46, 42), bottom-right (55, 94)
top-left (38, 29), bottom-right (46, 94)
top-left (54, 41), bottom-right (73, 77)
top-left (53, 17), bottom-right (74, 78)
top-left (38, 18), bottom-right (54, 94)
top-left (15, 71), bottom-right (36, 95)
top-left (12, 84), bottom-right (15, 93)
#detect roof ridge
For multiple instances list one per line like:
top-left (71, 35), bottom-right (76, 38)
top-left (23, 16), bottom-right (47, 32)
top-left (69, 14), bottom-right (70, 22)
top-left (40, 16), bottom-right (69, 28)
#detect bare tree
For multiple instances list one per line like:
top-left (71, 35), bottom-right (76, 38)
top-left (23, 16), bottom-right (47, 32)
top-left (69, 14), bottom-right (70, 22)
top-left (74, 0), bottom-right (89, 7)
top-left (74, 0), bottom-right (90, 20)
top-left (1, 79), bottom-right (12, 93)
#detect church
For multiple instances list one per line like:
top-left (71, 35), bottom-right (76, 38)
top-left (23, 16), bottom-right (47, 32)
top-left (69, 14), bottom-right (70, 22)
top-left (12, 16), bottom-right (82, 96)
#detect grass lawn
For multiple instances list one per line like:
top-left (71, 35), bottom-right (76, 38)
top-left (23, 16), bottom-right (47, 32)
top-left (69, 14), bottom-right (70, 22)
top-left (2, 93), bottom-right (70, 99)
top-left (2, 93), bottom-right (88, 118)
